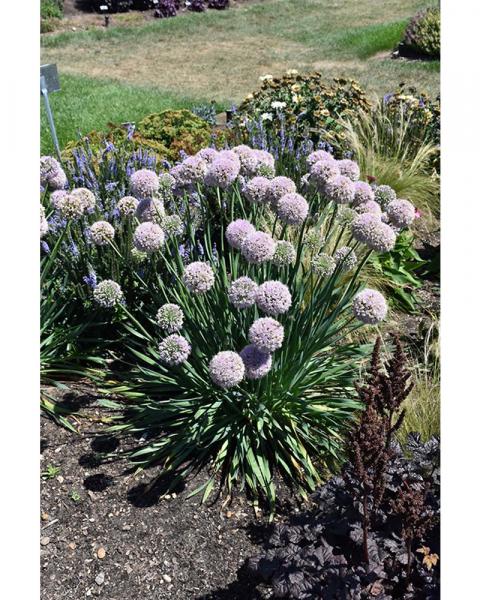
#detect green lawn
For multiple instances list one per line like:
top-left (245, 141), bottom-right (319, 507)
top-left (41, 0), bottom-right (439, 153)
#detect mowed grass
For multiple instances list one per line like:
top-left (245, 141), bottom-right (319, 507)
top-left (40, 74), bottom-right (217, 154)
top-left (41, 0), bottom-right (439, 150)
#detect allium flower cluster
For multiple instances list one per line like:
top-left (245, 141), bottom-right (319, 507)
top-left (158, 334), bottom-right (191, 366)
top-left (93, 280), bottom-right (123, 308)
top-left (251, 149), bottom-right (275, 176)
top-left (333, 246), bottom-right (357, 271)
top-left (324, 175), bottom-right (355, 205)
top-left (163, 214), bottom-right (184, 238)
top-left (233, 145), bottom-right (259, 177)
top-left (241, 231), bottom-right (276, 264)
top-left (57, 193), bottom-right (86, 220)
top-left (248, 318), bottom-right (284, 353)
top-left (130, 169), bottom-right (159, 199)
top-left (183, 261), bottom-right (215, 294)
top-left (386, 199), bottom-right (416, 228)
top-left (133, 222), bottom-right (165, 253)
top-left (353, 181), bottom-right (375, 206)
top-left (355, 200), bottom-right (382, 216)
top-left (244, 176), bottom-right (271, 204)
top-left (276, 193), bottom-right (309, 226)
top-left (352, 289), bottom-right (388, 324)
top-left (209, 351), bottom-right (245, 389)
top-left (117, 196), bottom-right (139, 217)
top-left (40, 156), bottom-right (67, 191)
top-left (228, 276), bottom-right (258, 309)
top-left (268, 176), bottom-right (296, 208)
top-left (136, 198), bottom-right (165, 224)
top-left (40, 206), bottom-right (48, 238)
top-left (311, 253), bottom-right (336, 276)
top-left (255, 281), bottom-right (292, 316)
top-left (304, 229), bottom-right (325, 252)
top-left (225, 219), bottom-right (255, 250)
top-left (156, 303), bottom-right (184, 333)
top-left (351, 213), bottom-right (397, 252)
top-left (204, 156), bottom-right (240, 189)
top-left (272, 240), bottom-right (296, 267)
top-left (89, 221), bottom-right (115, 246)
top-left (336, 206), bottom-right (357, 226)
top-left (240, 345), bottom-right (272, 380)
top-left (306, 149), bottom-right (335, 168)
top-left (50, 190), bottom-right (68, 210)
top-left (337, 159), bottom-right (360, 181)
top-left (309, 160), bottom-right (340, 187)
top-left (374, 184), bottom-right (397, 208)
top-left (197, 147), bottom-right (218, 164)
top-left (70, 188), bottom-right (96, 212)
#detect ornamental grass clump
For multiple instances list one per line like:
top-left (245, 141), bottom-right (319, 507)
top-left (41, 146), bottom-right (416, 508)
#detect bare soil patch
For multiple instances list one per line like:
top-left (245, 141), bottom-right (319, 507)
top-left (40, 384), bottom-right (302, 599)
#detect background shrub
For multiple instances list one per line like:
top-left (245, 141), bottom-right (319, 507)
top-left (401, 7), bottom-right (440, 59)
top-left (232, 72), bottom-right (371, 159)
top-left (41, 0), bottom-right (64, 19)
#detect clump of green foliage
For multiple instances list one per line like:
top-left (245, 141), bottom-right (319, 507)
top-left (62, 110), bottom-right (229, 166)
top-left (233, 72), bottom-right (371, 158)
top-left (401, 7), bottom-right (440, 59)
top-left (41, 0), bottom-right (63, 33)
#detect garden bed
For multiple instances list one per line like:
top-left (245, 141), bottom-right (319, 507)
top-left (40, 384), bottom-right (301, 600)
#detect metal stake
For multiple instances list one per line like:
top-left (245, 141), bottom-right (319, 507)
top-left (40, 75), bottom-right (61, 162)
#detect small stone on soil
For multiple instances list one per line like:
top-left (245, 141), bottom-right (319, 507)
top-left (95, 573), bottom-right (105, 586)
top-left (41, 536), bottom-right (50, 546)
top-left (97, 547), bottom-right (106, 559)
top-left (162, 574), bottom-right (172, 583)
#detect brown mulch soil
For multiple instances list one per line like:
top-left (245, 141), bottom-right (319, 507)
top-left (40, 384), bottom-right (302, 599)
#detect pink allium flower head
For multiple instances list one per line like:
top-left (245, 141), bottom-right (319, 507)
top-left (355, 200), bottom-right (382, 216)
top-left (311, 253), bottom-right (336, 277)
top-left (337, 159), bottom-right (361, 181)
top-left (197, 147), bottom-right (219, 164)
top-left (240, 344), bottom-right (272, 380)
top-left (209, 351), bottom-right (245, 389)
top-left (130, 169), bottom-right (159, 199)
top-left (89, 221), bottom-right (115, 246)
top-left (117, 196), bottom-right (139, 217)
top-left (93, 280), bottom-right (123, 308)
top-left (241, 231), bottom-right (276, 264)
top-left (57, 193), bottom-right (86, 220)
top-left (225, 219), bottom-right (256, 250)
top-left (40, 206), bottom-right (48, 238)
top-left (50, 190), bottom-right (67, 210)
top-left (40, 156), bottom-right (67, 191)
top-left (204, 157), bottom-right (240, 189)
top-left (277, 192), bottom-right (309, 225)
top-left (251, 149), bottom-right (275, 174)
top-left (228, 276), bottom-right (258, 309)
top-left (255, 281), bottom-right (292, 316)
top-left (351, 213), bottom-right (397, 252)
top-left (70, 188), bottom-right (96, 212)
top-left (156, 303), bottom-right (184, 333)
top-left (352, 289), bottom-right (388, 324)
top-left (306, 149), bottom-right (335, 168)
top-left (133, 222), bottom-right (165, 253)
top-left (244, 176), bottom-right (271, 205)
top-left (178, 155), bottom-right (208, 186)
top-left (309, 160), bottom-right (340, 187)
top-left (273, 240), bottom-right (296, 267)
top-left (324, 175), bottom-right (356, 205)
top-left (136, 198), bottom-right (165, 224)
top-left (374, 184), bottom-right (396, 208)
top-left (248, 317), bottom-right (284, 353)
top-left (333, 246), bottom-right (357, 271)
top-left (386, 199), bottom-right (416, 228)
top-left (217, 149), bottom-right (242, 169)
top-left (232, 145), bottom-right (258, 177)
top-left (183, 261), bottom-right (215, 294)
top-left (353, 181), bottom-right (375, 207)
top-left (158, 334), bottom-right (191, 366)
top-left (268, 176), bottom-right (297, 208)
